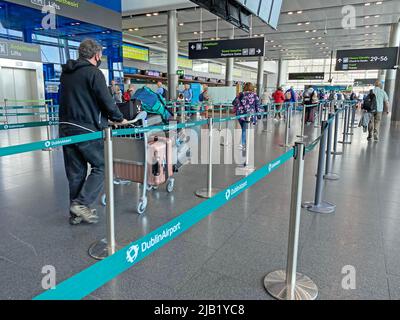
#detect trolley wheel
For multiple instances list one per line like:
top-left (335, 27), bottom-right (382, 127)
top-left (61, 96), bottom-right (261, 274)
top-left (101, 194), bottom-right (106, 206)
top-left (137, 198), bottom-right (147, 215)
top-left (167, 179), bottom-right (175, 193)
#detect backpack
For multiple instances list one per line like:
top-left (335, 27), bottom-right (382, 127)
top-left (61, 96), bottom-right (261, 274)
top-left (132, 86), bottom-right (172, 122)
top-left (161, 88), bottom-right (169, 100)
top-left (363, 93), bottom-right (377, 113)
top-left (303, 90), bottom-right (313, 104)
top-left (285, 91), bottom-right (292, 101)
top-left (199, 92), bottom-right (204, 102)
top-left (337, 93), bottom-right (343, 101)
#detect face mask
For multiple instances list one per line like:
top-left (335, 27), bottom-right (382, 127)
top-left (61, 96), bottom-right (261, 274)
top-left (96, 58), bottom-right (102, 68)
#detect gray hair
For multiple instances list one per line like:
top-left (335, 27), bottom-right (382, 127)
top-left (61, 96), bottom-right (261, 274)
top-left (79, 39), bottom-right (103, 60)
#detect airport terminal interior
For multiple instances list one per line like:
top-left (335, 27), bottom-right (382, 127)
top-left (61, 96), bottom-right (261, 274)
top-left (1, 0), bottom-right (400, 302)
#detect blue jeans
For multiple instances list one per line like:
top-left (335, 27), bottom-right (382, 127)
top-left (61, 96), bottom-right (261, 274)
top-left (239, 121), bottom-right (247, 146)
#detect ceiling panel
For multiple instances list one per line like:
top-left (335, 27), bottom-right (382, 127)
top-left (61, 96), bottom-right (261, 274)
top-left (122, 0), bottom-right (400, 60)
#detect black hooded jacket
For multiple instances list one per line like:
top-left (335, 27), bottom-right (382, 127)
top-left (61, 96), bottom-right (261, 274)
top-left (59, 59), bottom-right (123, 133)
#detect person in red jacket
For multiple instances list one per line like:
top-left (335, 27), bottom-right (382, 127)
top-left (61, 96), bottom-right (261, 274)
top-left (272, 87), bottom-right (285, 121)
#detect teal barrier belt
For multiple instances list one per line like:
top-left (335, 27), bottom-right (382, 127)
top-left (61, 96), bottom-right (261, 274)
top-left (33, 148), bottom-right (294, 300)
top-left (0, 105), bottom-right (59, 110)
top-left (0, 121), bottom-right (59, 131)
top-left (0, 131), bottom-right (102, 157)
top-left (0, 112), bottom-right (58, 117)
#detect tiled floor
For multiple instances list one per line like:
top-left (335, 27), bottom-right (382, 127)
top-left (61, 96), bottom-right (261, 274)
top-left (0, 111), bottom-right (399, 300)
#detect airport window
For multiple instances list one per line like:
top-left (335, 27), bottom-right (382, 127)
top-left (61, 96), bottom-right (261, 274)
top-left (40, 45), bottom-right (62, 64)
top-left (67, 40), bottom-right (80, 48)
top-left (69, 49), bottom-right (78, 60)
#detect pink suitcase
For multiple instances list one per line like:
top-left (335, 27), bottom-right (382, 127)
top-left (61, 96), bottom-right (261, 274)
top-left (147, 136), bottom-right (173, 186)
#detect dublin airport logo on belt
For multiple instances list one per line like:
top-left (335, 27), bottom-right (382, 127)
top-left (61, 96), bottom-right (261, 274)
top-left (126, 245), bottom-right (140, 263)
top-left (44, 141), bottom-right (51, 148)
top-left (126, 222), bottom-right (182, 264)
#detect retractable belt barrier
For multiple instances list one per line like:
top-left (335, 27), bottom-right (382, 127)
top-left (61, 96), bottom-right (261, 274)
top-left (34, 148), bottom-right (295, 300)
top-left (1, 100), bottom-right (358, 300)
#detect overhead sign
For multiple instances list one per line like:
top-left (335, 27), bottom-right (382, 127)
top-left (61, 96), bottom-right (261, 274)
top-left (289, 73), bottom-right (325, 81)
top-left (0, 39), bottom-right (41, 62)
top-left (177, 70), bottom-right (185, 77)
top-left (354, 79), bottom-right (378, 87)
top-left (7, 0), bottom-right (121, 31)
top-left (122, 43), bottom-right (149, 62)
top-left (189, 37), bottom-right (264, 60)
top-left (336, 47), bottom-right (399, 71)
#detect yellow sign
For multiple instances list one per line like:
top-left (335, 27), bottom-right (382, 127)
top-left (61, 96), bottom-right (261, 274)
top-left (233, 68), bottom-right (242, 77)
top-left (209, 63), bottom-right (222, 74)
top-left (178, 56), bottom-right (193, 69)
top-left (122, 44), bottom-right (149, 62)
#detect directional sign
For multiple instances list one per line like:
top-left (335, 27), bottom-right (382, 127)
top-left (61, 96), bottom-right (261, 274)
top-left (188, 37), bottom-right (265, 60)
top-left (336, 47), bottom-right (399, 71)
top-left (289, 73), bottom-right (325, 81)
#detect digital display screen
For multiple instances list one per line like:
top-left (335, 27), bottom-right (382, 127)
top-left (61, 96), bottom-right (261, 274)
top-left (258, 0), bottom-right (273, 23)
top-left (268, 0), bottom-right (283, 30)
top-left (244, 0), bottom-right (261, 15)
top-left (178, 55), bottom-right (193, 69)
top-left (122, 43), bottom-right (149, 62)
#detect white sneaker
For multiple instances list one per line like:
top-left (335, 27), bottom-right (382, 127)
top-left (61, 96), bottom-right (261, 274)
top-left (70, 203), bottom-right (99, 224)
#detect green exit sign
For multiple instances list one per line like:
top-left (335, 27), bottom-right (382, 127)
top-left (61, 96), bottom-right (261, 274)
top-left (177, 70), bottom-right (185, 76)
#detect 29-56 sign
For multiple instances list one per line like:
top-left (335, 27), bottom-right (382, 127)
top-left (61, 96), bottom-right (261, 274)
top-left (336, 47), bottom-right (399, 71)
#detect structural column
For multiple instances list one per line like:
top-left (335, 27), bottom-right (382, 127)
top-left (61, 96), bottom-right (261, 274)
top-left (225, 27), bottom-right (234, 87)
top-left (277, 58), bottom-right (283, 88)
top-left (257, 54), bottom-right (265, 97)
top-left (386, 20), bottom-right (400, 106)
top-left (168, 10), bottom-right (178, 100)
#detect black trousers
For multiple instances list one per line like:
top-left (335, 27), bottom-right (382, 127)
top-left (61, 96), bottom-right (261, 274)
top-left (60, 126), bottom-right (104, 207)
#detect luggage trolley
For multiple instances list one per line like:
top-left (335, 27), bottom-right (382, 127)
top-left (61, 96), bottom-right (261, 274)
top-left (101, 111), bottom-right (175, 215)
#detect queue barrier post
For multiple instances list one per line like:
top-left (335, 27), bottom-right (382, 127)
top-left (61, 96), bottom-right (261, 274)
top-left (332, 107), bottom-right (343, 156)
top-left (351, 102), bottom-right (357, 128)
top-left (338, 104), bottom-right (351, 145)
top-left (302, 121), bottom-right (336, 214)
top-left (262, 103), bottom-right (272, 133)
top-left (345, 103), bottom-right (353, 137)
top-left (218, 105), bottom-right (223, 132)
top-left (89, 127), bottom-right (118, 260)
top-left (4, 98), bottom-right (8, 124)
top-left (324, 113), bottom-right (340, 181)
top-left (236, 116), bottom-right (256, 175)
top-left (220, 105), bottom-right (231, 147)
top-left (264, 142), bottom-right (318, 300)
top-left (281, 106), bottom-right (291, 148)
top-left (296, 104), bottom-right (307, 139)
top-left (42, 102), bottom-right (53, 152)
top-left (196, 117), bottom-right (221, 198)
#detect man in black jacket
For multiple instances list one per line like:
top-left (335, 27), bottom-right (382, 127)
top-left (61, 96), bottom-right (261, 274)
top-left (59, 39), bottom-right (127, 225)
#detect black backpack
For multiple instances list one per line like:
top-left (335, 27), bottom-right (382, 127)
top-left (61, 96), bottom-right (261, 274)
top-left (161, 88), bottom-right (169, 100)
top-left (363, 93), bottom-right (377, 112)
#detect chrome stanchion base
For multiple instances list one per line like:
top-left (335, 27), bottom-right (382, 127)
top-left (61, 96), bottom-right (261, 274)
top-left (296, 134), bottom-right (308, 139)
top-left (338, 141), bottom-right (351, 145)
top-left (264, 270), bottom-right (318, 300)
top-left (345, 132), bottom-right (354, 136)
top-left (302, 201), bottom-right (336, 214)
top-left (195, 188), bottom-right (221, 199)
top-left (331, 151), bottom-right (343, 156)
top-left (235, 165), bottom-right (256, 176)
top-left (280, 143), bottom-right (291, 148)
top-left (42, 148), bottom-right (53, 152)
top-left (324, 173), bottom-right (340, 181)
top-left (88, 238), bottom-right (121, 260)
